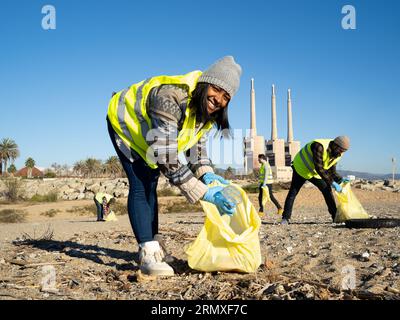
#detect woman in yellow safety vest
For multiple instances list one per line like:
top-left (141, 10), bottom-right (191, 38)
top-left (106, 56), bottom-right (242, 276)
top-left (94, 192), bottom-right (115, 222)
top-left (257, 154), bottom-right (283, 216)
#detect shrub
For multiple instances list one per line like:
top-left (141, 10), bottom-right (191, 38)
top-left (30, 192), bottom-right (58, 202)
top-left (3, 178), bottom-right (22, 202)
top-left (40, 209), bottom-right (61, 217)
top-left (157, 188), bottom-right (180, 197)
top-left (164, 201), bottom-right (202, 213)
top-left (0, 209), bottom-right (27, 223)
top-left (242, 183), bottom-right (260, 194)
top-left (112, 201), bottom-right (128, 215)
top-left (44, 171), bottom-right (56, 178)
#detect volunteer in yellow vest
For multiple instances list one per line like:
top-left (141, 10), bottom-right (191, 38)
top-left (106, 56), bottom-right (242, 276)
top-left (257, 154), bottom-right (283, 216)
top-left (281, 136), bottom-right (351, 225)
top-left (94, 192), bottom-right (116, 222)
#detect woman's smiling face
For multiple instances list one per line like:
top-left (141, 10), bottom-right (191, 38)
top-left (206, 84), bottom-right (231, 115)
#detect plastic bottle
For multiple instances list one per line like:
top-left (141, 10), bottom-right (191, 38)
top-left (219, 185), bottom-right (242, 206)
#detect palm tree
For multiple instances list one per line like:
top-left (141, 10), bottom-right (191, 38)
top-left (73, 160), bottom-right (85, 177)
top-left (7, 164), bottom-right (17, 175)
top-left (105, 156), bottom-right (122, 178)
top-left (84, 158), bottom-right (103, 178)
top-left (0, 138), bottom-right (20, 176)
top-left (25, 157), bottom-right (36, 179)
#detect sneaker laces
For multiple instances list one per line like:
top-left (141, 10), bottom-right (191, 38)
top-left (141, 247), bottom-right (165, 264)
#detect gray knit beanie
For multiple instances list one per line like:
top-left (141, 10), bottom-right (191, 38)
top-left (334, 136), bottom-right (350, 150)
top-left (198, 56), bottom-right (242, 97)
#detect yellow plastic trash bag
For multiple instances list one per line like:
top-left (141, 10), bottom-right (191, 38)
top-left (262, 186), bottom-right (271, 207)
top-left (105, 210), bottom-right (118, 222)
top-left (185, 183), bottom-right (262, 273)
top-left (334, 183), bottom-right (370, 223)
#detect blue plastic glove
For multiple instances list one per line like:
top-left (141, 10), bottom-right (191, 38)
top-left (202, 186), bottom-right (236, 216)
top-left (332, 181), bottom-right (343, 193)
top-left (340, 177), bottom-right (350, 184)
top-left (201, 172), bottom-right (229, 185)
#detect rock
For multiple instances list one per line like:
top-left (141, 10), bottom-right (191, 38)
top-left (68, 193), bottom-right (80, 200)
top-left (384, 180), bottom-right (394, 187)
top-left (389, 253), bottom-right (400, 260)
top-left (286, 246), bottom-right (293, 254)
top-left (275, 284), bottom-right (286, 295)
top-left (86, 183), bottom-right (101, 193)
top-left (365, 284), bottom-right (385, 295)
top-left (360, 184), bottom-right (376, 191)
top-left (301, 284), bottom-right (315, 299)
top-left (307, 251), bottom-right (318, 258)
top-left (362, 252), bottom-right (370, 260)
top-left (353, 252), bottom-right (370, 262)
top-left (77, 193), bottom-right (85, 200)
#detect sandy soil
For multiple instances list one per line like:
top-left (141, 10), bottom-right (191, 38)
top-left (0, 187), bottom-right (399, 300)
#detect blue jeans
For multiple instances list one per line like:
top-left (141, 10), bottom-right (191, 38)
top-left (94, 198), bottom-right (104, 220)
top-left (107, 118), bottom-right (160, 244)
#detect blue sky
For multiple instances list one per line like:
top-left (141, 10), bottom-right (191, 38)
top-left (1, 0), bottom-right (399, 174)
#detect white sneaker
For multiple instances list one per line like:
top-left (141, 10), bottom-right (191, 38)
top-left (138, 241), bottom-right (175, 276)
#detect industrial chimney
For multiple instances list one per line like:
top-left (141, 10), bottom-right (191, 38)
top-left (271, 84), bottom-right (278, 141)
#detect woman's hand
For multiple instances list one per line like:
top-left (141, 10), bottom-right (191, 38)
top-left (202, 186), bottom-right (236, 216)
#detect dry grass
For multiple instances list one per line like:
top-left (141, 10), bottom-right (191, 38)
top-left (40, 209), bottom-right (61, 217)
top-left (164, 200), bottom-right (202, 213)
top-left (0, 209), bottom-right (27, 223)
top-left (157, 189), bottom-right (180, 197)
top-left (66, 205), bottom-right (96, 216)
top-left (30, 192), bottom-right (58, 202)
top-left (2, 178), bottom-right (22, 202)
top-left (14, 226), bottom-right (55, 246)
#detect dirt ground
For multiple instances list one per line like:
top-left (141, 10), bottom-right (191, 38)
top-left (0, 187), bottom-right (399, 300)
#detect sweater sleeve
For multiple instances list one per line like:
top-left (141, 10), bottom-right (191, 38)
top-left (147, 85), bottom-right (208, 203)
top-left (185, 134), bottom-right (214, 179)
top-left (327, 165), bottom-right (342, 183)
top-left (311, 142), bottom-right (334, 185)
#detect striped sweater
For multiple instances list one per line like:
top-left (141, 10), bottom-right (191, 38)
top-left (311, 142), bottom-right (342, 185)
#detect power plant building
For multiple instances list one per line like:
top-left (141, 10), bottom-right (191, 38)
top-left (244, 80), bottom-right (300, 181)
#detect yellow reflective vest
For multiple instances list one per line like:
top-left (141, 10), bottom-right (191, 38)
top-left (95, 192), bottom-right (113, 204)
top-left (259, 162), bottom-right (273, 184)
top-left (107, 71), bottom-right (213, 169)
top-left (293, 139), bottom-right (342, 180)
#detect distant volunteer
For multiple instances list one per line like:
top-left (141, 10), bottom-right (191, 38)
top-left (257, 154), bottom-right (283, 216)
top-left (281, 136), bottom-right (350, 225)
top-left (94, 192), bottom-right (116, 222)
top-left (106, 56), bottom-right (242, 276)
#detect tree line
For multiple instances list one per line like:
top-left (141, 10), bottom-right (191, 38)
top-left (0, 137), bottom-right (124, 178)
